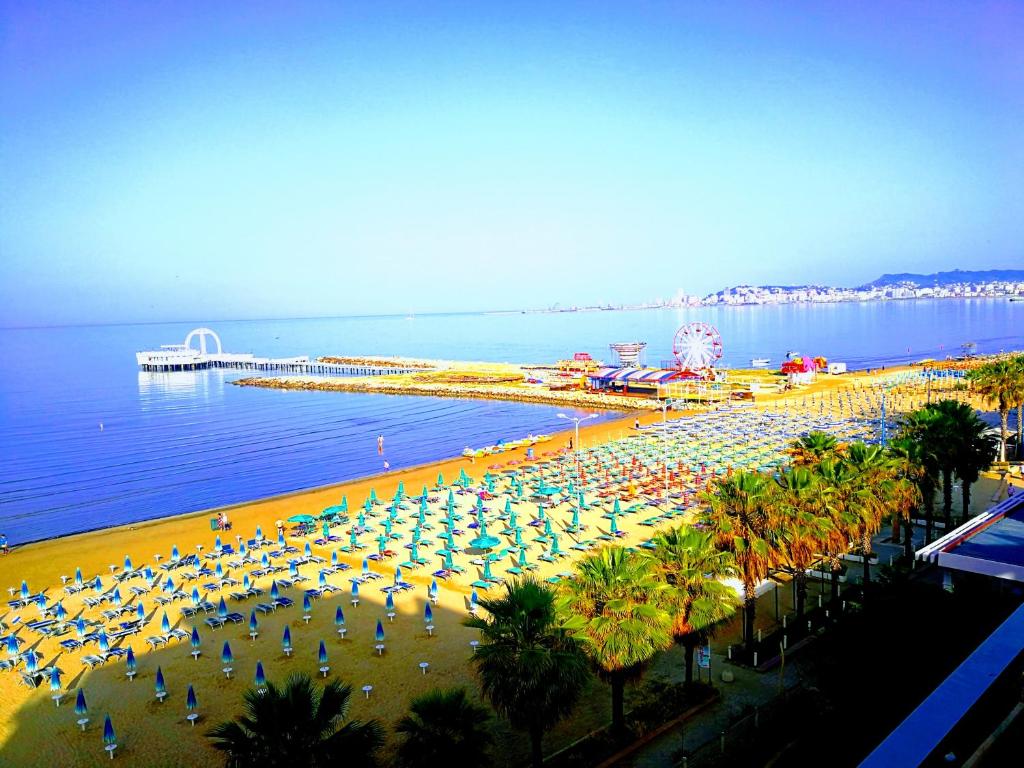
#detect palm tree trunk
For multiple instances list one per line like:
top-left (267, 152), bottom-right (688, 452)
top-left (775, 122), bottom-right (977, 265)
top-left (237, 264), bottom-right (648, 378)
top-left (529, 722), bottom-right (544, 768)
top-left (1017, 403), bottom-right (1022, 459)
top-left (611, 669), bottom-right (627, 735)
top-left (904, 519), bottom-right (914, 561)
top-left (795, 572), bottom-right (807, 620)
top-left (861, 532), bottom-right (871, 592)
top-left (942, 468), bottom-right (953, 531)
top-left (961, 481), bottom-right (971, 525)
top-left (1000, 408), bottom-right (1009, 462)
top-left (743, 581), bottom-right (757, 653)
top-left (683, 637), bottom-right (695, 686)
top-left (829, 557), bottom-right (841, 604)
top-left (891, 513), bottom-right (901, 544)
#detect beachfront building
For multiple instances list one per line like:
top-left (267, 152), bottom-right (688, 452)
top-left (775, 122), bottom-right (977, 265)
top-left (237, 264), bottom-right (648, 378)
top-left (586, 367), bottom-right (685, 398)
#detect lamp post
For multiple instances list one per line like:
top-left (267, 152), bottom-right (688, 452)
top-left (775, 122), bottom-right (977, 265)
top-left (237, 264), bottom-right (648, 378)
top-left (557, 413), bottom-right (598, 476)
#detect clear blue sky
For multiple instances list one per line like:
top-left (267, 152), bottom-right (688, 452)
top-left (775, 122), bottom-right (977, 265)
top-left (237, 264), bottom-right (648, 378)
top-left (2, 1), bottom-right (1022, 326)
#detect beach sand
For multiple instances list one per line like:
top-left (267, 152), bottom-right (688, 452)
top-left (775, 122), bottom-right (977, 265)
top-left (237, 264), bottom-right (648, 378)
top-left (0, 365), bottom-right (982, 767)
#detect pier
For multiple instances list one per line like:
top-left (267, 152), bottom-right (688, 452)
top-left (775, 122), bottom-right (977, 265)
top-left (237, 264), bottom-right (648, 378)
top-left (135, 328), bottom-right (421, 376)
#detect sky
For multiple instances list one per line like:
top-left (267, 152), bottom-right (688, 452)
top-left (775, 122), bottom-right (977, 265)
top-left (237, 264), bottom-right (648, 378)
top-left (1, 1), bottom-right (1022, 326)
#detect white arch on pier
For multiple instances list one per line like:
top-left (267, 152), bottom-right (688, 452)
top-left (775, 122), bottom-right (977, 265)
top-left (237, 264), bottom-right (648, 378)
top-left (184, 328), bottom-right (222, 355)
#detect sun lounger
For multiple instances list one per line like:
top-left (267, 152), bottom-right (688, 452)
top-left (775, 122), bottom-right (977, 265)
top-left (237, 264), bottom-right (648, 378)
top-left (255, 603), bottom-right (276, 614)
top-left (204, 616), bottom-right (225, 629)
top-left (272, 597), bottom-right (294, 609)
top-left (82, 654), bottom-right (108, 668)
top-left (59, 638), bottom-right (83, 651)
top-left (224, 612), bottom-right (244, 623)
top-left (146, 635), bottom-right (168, 648)
top-left (167, 628), bottom-right (189, 642)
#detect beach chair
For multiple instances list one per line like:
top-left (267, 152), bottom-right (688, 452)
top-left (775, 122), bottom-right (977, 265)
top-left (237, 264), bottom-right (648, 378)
top-left (167, 628), bottom-right (189, 642)
top-left (255, 603), bottom-right (276, 614)
top-left (82, 654), bottom-right (107, 668)
top-left (272, 597), bottom-right (294, 609)
top-left (204, 616), bottom-right (225, 630)
top-left (224, 612), bottom-right (244, 624)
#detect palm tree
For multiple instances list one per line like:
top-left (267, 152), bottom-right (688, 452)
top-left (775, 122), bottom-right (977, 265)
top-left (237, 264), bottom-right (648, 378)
top-left (887, 438), bottom-right (926, 560)
top-left (644, 527), bottom-right (739, 685)
top-left (808, 458), bottom-right (859, 604)
top-left (955, 430), bottom-right (998, 523)
top-left (968, 360), bottom-right (1024, 462)
top-left (701, 471), bottom-right (782, 653)
top-left (928, 400), bottom-right (992, 529)
top-left (787, 431), bottom-right (843, 466)
top-left (395, 687), bottom-right (492, 768)
top-left (1013, 355), bottom-right (1024, 459)
top-left (774, 467), bottom-right (832, 620)
top-left (465, 578), bottom-right (589, 768)
top-left (206, 673), bottom-right (383, 768)
top-left (557, 546), bottom-right (673, 735)
top-left (899, 408), bottom-right (944, 542)
top-left (841, 442), bottom-right (894, 592)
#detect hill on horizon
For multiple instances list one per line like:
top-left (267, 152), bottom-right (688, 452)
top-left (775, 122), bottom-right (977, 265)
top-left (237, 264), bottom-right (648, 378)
top-left (859, 269), bottom-right (1024, 288)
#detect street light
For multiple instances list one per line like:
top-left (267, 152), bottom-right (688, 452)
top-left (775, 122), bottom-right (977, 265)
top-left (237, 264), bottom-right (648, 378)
top-left (557, 413), bottom-right (598, 474)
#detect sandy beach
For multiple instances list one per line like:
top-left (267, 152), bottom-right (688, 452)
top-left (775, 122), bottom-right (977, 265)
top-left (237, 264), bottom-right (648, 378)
top-left (0, 364), bottom-right (991, 767)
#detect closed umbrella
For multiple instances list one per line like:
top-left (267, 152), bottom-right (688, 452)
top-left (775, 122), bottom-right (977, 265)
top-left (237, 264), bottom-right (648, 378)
top-left (259, 554), bottom-right (268, 569)
top-left (304, 542), bottom-right (312, 558)
top-left (385, 592), bottom-right (395, 614)
top-left (394, 566), bottom-right (402, 584)
top-left (94, 576), bottom-right (103, 593)
top-left (340, 496), bottom-right (349, 513)
top-left (160, 612), bottom-right (171, 634)
top-left (302, 593), bottom-right (312, 615)
top-left (155, 667), bottom-right (166, 698)
top-left (163, 577), bottom-right (174, 593)
top-left (249, 611), bottom-right (258, 639)
top-left (331, 550), bottom-right (339, 567)
top-left (290, 561), bottom-right (299, 577)
top-left (25, 650), bottom-right (37, 674)
top-left (5, 635), bottom-right (19, 656)
top-left (270, 581), bottom-right (280, 600)
top-left (76, 617), bottom-right (86, 639)
top-left (254, 661), bottom-right (266, 688)
top-left (186, 685), bottom-right (198, 725)
top-left (75, 688), bottom-right (88, 729)
top-left (20, 581), bottom-right (28, 600)
top-left (217, 597), bottom-right (227, 619)
top-left (424, 602), bottom-right (433, 625)
top-left (124, 555), bottom-right (133, 572)
top-left (103, 714), bottom-right (116, 757)
top-left (429, 580), bottom-right (438, 603)
top-left (318, 640), bottom-right (328, 665)
top-left (375, 620), bottom-right (385, 643)
top-left (318, 570), bottom-right (327, 589)
top-left (171, 545), bottom-right (180, 562)
top-left (282, 626), bottom-right (292, 653)
top-left (190, 587), bottom-right (200, 606)
top-left (126, 647), bottom-right (137, 678)
top-left (49, 665), bottom-right (62, 697)
top-left (75, 569), bottom-right (83, 587)
top-left (471, 589), bottom-right (479, 611)
top-left (335, 606), bottom-right (345, 631)
top-left (56, 602), bottom-right (67, 622)
top-left (190, 627), bottom-right (201, 657)
top-left (243, 574), bottom-right (251, 591)
top-left (98, 632), bottom-right (109, 653)
top-left (255, 526), bottom-right (263, 540)
top-left (136, 602), bottom-right (146, 622)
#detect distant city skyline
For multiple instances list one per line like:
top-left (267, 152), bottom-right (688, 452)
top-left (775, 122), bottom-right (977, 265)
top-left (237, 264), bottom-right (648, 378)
top-left (2, 2), bottom-right (1022, 326)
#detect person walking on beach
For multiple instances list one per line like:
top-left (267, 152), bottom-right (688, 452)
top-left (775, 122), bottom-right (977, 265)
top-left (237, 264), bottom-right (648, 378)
top-left (384, 460), bottom-right (391, 472)
top-left (0, 533), bottom-right (7, 555)
top-left (634, 417), bottom-right (640, 430)
top-left (377, 434), bottom-right (384, 454)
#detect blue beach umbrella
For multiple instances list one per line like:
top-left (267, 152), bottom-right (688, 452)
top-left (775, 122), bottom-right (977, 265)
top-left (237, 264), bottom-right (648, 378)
top-left (375, 620), bottom-right (384, 643)
top-left (36, 594), bottom-right (47, 613)
top-left (163, 577), bottom-right (174, 593)
top-left (482, 558), bottom-right (493, 580)
top-left (571, 507), bottom-right (580, 530)
top-left (289, 561), bottom-right (299, 578)
top-left (361, 558), bottom-right (369, 574)
top-left (504, 498), bottom-right (512, 515)
top-left (144, 566), bottom-right (153, 581)
top-left (514, 528), bottom-right (524, 548)
top-left (551, 534), bottom-right (561, 556)
top-left (186, 684), bottom-right (197, 716)
top-left (318, 640), bottom-right (328, 665)
top-left (351, 581), bottom-right (359, 599)
top-left (385, 592), bottom-right (394, 612)
top-left (6, 635), bottom-right (19, 656)
top-left (243, 574), bottom-right (251, 591)
top-left (282, 626), bottom-right (292, 651)
top-left (190, 626), bottom-right (201, 650)
top-left (161, 612), bottom-right (171, 634)
top-left (260, 551), bottom-right (270, 568)
top-left (93, 576), bottom-right (103, 593)
top-left (98, 632), bottom-right (109, 653)
top-left (610, 514), bottom-right (619, 536)
top-left (56, 602), bottom-right (67, 622)
top-left (410, 541), bottom-right (420, 562)
top-left (471, 589), bottom-right (479, 610)
top-left (75, 688), bottom-right (88, 717)
top-left (424, 603), bottom-right (433, 624)
top-left (331, 550), bottom-right (339, 567)
top-left (216, 562), bottom-right (224, 578)
top-left (221, 642), bottom-right (233, 665)
top-left (155, 667), bottom-right (166, 696)
top-left (518, 548), bottom-right (529, 568)
top-left (254, 661), bottom-right (266, 688)
top-left (214, 535), bottom-right (222, 551)
top-left (111, 588), bottom-right (122, 607)
top-left (75, 569), bottom-right (83, 587)
top-left (303, 593), bottom-right (312, 614)
top-left (429, 580), bottom-right (438, 601)
top-left (442, 550), bottom-right (454, 571)
top-left (335, 606), bottom-right (345, 629)
top-left (613, 498), bottom-right (622, 515)
top-left (239, 542), bottom-right (247, 557)
top-left (217, 597), bottom-right (227, 619)
top-left (126, 647), bottom-right (137, 675)
top-left (50, 665), bottom-right (61, 692)
top-left (171, 545), bottom-right (180, 562)
top-left (103, 714), bottom-right (115, 747)
top-left (249, 611), bottom-right (258, 635)
top-left (124, 555), bottom-right (133, 572)
top-left (278, 531), bottom-right (286, 547)
top-left (20, 581), bottom-right (28, 599)
top-left (358, 511), bottom-right (367, 528)
top-left (305, 542), bottom-right (312, 558)
top-left (76, 617), bottom-right (86, 639)
top-left (25, 650), bottom-right (37, 674)
top-left (384, 519), bottom-right (393, 538)
top-left (340, 496), bottom-right (349, 513)
top-left (136, 602), bottom-right (146, 622)
top-left (394, 566), bottom-right (402, 584)
top-left (190, 587), bottom-right (200, 606)
top-left (270, 581), bottom-right (280, 600)
top-left (256, 525), bottom-right (263, 540)
top-left (322, 521), bottom-right (330, 539)
top-left (318, 570), bottom-right (327, 589)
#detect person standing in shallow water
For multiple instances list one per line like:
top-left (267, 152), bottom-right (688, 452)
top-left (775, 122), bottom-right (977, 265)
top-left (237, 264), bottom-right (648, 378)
top-left (377, 434), bottom-right (384, 454)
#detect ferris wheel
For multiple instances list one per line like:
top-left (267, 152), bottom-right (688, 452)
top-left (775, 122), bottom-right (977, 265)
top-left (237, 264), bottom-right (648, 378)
top-left (673, 322), bottom-right (724, 370)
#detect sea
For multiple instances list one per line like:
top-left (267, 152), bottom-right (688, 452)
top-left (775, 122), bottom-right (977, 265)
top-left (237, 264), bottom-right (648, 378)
top-left (1, 298), bottom-right (1021, 544)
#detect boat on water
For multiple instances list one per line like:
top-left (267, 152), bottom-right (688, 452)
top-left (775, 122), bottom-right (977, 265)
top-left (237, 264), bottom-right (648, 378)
top-left (462, 434), bottom-right (552, 458)
top-left (751, 358), bottom-right (770, 367)
top-left (1010, 297), bottom-right (1024, 302)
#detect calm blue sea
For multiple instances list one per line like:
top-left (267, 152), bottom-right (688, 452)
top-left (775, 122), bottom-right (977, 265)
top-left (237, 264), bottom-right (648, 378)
top-left (1, 299), bottom-right (1021, 544)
